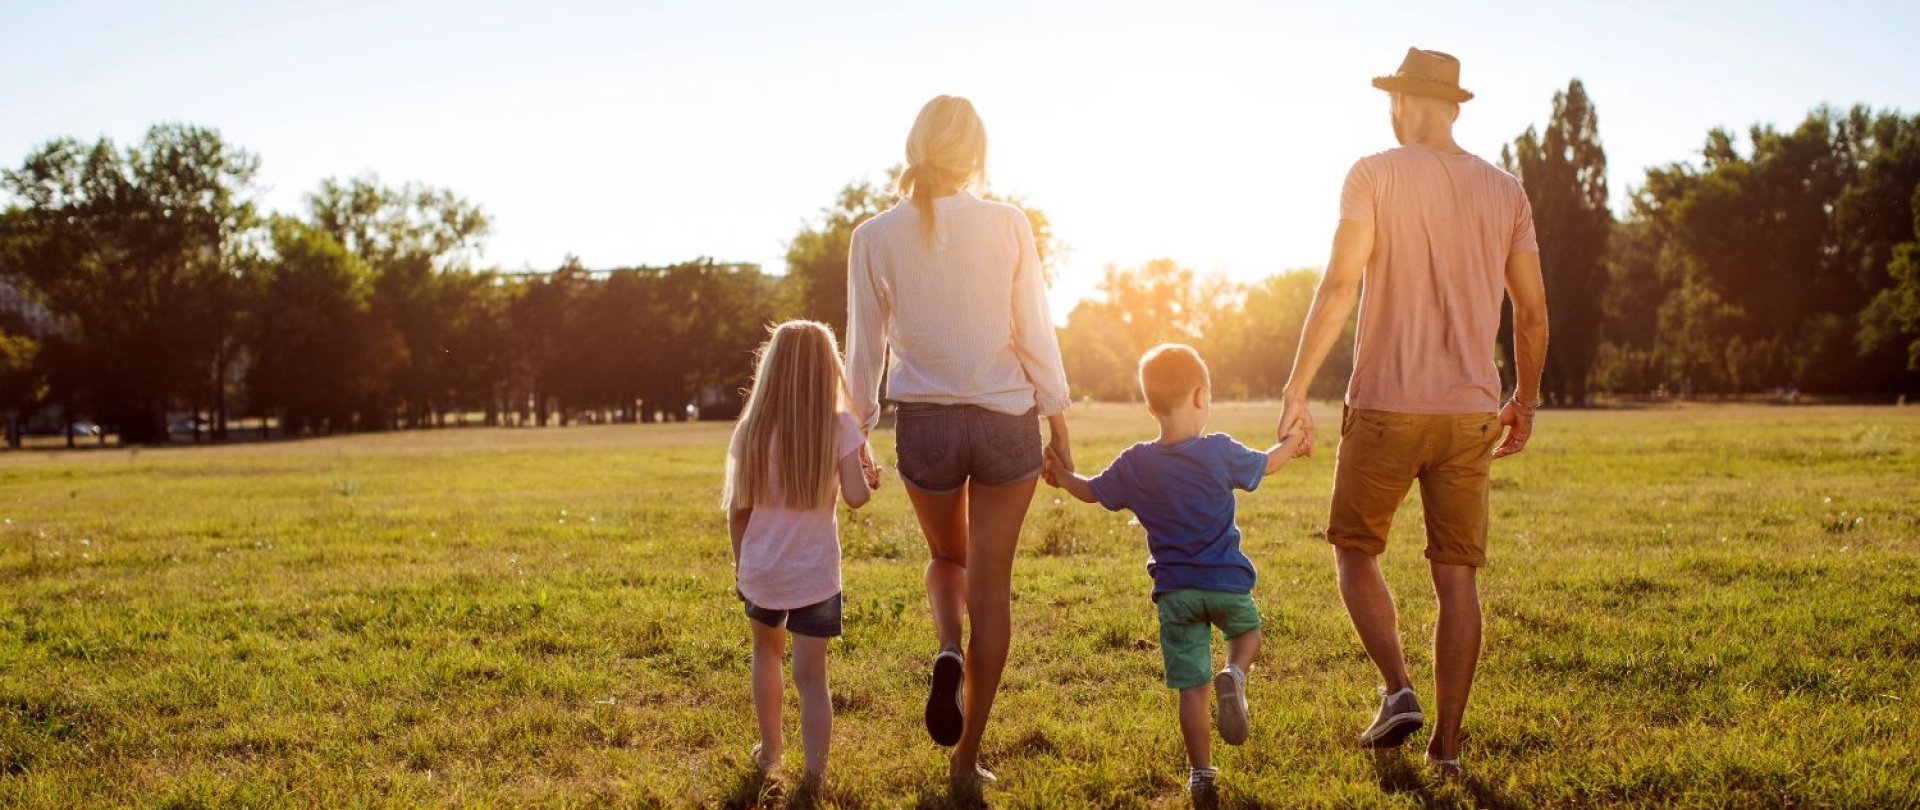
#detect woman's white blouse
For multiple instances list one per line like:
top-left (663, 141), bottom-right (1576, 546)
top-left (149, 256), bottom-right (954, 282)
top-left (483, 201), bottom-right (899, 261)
top-left (846, 191), bottom-right (1071, 431)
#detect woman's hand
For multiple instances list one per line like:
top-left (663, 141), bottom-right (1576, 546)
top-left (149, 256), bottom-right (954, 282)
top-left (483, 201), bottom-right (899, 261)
top-left (859, 443), bottom-right (883, 489)
top-left (1045, 413), bottom-right (1073, 484)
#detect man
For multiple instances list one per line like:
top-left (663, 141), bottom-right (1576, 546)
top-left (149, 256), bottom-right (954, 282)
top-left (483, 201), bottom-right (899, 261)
top-left (1275, 47), bottom-right (1549, 778)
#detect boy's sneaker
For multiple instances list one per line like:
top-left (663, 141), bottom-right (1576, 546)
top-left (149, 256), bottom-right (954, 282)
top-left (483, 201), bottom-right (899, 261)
top-left (1358, 686), bottom-right (1423, 748)
top-left (1213, 665), bottom-right (1250, 745)
top-left (1187, 767), bottom-right (1218, 795)
top-left (925, 648), bottom-right (965, 746)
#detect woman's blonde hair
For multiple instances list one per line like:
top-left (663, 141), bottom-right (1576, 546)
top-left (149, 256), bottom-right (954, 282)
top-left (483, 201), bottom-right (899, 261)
top-left (724, 320), bottom-right (848, 511)
top-left (898, 95), bottom-right (988, 244)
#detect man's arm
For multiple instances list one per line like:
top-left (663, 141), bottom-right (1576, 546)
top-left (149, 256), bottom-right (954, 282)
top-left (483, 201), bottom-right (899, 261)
top-left (1277, 218), bottom-right (1374, 456)
top-left (1496, 251), bottom-right (1549, 458)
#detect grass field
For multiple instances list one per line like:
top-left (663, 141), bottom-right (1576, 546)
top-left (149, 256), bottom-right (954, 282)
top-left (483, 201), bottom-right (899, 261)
top-left (1, 402), bottom-right (1916, 808)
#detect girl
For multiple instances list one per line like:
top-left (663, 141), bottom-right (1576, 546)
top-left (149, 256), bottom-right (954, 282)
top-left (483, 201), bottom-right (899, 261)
top-left (723, 320), bottom-right (877, 782)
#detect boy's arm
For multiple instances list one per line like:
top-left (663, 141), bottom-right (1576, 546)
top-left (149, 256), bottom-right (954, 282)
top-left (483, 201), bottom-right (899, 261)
top-left (1043, 445), bottom-right (1099, 504)
top-left (1263, 431), bottom-right (1307, 475)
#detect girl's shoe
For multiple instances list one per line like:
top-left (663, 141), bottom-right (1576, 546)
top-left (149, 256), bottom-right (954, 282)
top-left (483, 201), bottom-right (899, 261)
top-left (1424, 751), bottom-right (1465, 781)
top-left (925, 648), bottom-right (965, 746)
top-left (1213, 664), bottom-right (1250, 745)
top-left (750, 742), bottom-right (780, 773)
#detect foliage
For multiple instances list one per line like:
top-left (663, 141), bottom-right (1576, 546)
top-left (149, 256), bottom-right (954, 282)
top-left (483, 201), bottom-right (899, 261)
top-left (1502, 79), bottom-right (1612, 405)
top-left (0, 124), bottom-right (259, 441)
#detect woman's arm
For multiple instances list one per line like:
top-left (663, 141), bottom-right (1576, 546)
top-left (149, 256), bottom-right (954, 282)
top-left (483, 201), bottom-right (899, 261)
top-left (845, 230), bottom-right (889, 432)
top-left (1008, 212), bottom-right (1072, 427)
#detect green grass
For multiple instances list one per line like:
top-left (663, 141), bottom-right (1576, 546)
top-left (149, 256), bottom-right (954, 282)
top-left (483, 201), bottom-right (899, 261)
top-left (1, 403), bottom-right (1916, 808)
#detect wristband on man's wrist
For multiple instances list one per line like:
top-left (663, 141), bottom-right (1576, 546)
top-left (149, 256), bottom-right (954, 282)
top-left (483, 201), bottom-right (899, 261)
top-left (1507, 396), bottom-right (1540, 414)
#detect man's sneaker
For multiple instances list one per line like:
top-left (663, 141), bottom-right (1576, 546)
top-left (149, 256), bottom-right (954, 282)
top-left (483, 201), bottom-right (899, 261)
top-left (1187, 767), bottom-right (1218, 795)
top-left (1358, 686), bottom-right (1423, 748)
top-left (925, 648), bottom-right (965, 746)
top-left (1213, 665), bottom-right (1250, 745)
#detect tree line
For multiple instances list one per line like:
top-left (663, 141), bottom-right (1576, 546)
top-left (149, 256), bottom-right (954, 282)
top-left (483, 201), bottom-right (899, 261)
top-left (0, 126), bottom-right (781, 445)
top-left (4, 82), bottom-right (1918, 446)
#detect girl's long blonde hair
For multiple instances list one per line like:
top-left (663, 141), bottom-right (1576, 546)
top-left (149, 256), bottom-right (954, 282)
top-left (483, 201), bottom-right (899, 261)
top-left (724, 320), bottom-right (848, 511)
top-left (898, 95), bottom-right (987, 244)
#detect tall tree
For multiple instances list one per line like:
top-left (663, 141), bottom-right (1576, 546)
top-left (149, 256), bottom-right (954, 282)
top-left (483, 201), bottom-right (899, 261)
top-left (243, 218), bottom-right (382, 435)
top-left (1502, 79), bottom-right (1612, 405)
top-left (305, 175), bottom-right (490, 428)
top-left (0, 125), bottom-right (259, 442)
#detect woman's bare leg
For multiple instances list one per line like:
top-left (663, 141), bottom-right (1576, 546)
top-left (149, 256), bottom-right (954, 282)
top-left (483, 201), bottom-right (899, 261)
top-left (905, 482), bottom-right (969, 652)
top-left (948, 476), bottom-right (1036, 778)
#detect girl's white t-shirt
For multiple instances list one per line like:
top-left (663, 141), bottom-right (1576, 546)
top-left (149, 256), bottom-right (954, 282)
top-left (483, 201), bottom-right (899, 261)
top-left (731, 412), bottom-right (864, 610)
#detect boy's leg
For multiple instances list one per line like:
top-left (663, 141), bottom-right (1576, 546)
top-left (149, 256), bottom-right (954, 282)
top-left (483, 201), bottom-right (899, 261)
top-left (1212, 595), bottom-right (1263, 746)
top-left (1226, 627), bottom-right (1263, 675)
top-left (749, 615), bottom-right (787, 767)
top-left (1179, 685), bottom-right (1212, 770)
top-left (1158, 591), bottom-right (1216, 769)
top-left (790, 633), bottom-right (833, 778)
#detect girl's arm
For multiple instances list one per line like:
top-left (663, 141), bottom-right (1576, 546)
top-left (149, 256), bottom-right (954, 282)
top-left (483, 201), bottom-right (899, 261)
top-left (728, 507), bottom-right (752, 586)
top-left (837, 448), bottom-right (873, 509)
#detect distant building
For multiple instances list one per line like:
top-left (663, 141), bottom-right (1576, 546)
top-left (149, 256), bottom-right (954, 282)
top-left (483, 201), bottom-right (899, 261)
top-left (0, 278), bottom-right (57, 336)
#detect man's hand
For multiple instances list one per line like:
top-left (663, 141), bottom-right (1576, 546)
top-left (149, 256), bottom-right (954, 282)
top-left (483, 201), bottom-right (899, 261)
top-left (1277, 397), bottom-right (1315, 458)
top-left (1492, 399), bottom-right (1535, 459)
top-left (858, 444), bottom-right (882, 489)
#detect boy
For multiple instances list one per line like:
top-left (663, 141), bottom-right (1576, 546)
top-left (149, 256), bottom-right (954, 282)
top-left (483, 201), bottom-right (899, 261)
top-left (1042, 343), bottom-right (1299, 797)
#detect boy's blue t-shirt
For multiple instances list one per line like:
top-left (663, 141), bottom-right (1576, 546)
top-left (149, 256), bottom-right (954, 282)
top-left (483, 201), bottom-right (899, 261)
top-left (1085, 433), bottom-right (1267, 599)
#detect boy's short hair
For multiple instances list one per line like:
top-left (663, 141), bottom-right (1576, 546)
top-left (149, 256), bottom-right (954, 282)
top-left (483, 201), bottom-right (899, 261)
top-left (1139, 344), bottom-right (1210, 414)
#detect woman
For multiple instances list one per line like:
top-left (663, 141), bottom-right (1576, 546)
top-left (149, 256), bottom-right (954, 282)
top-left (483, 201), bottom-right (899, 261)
top-left (845, 95), bottom-right (1072, 786)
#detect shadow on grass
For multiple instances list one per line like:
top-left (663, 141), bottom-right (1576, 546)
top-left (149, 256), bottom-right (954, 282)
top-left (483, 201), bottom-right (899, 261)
top-left (908, 778), bottom-right (987, 810)
top-left (722, 768), bottom-right (854, 810)
top-left (719, 766), bottom-right (779, 810)
top-left (1366, 749), bottom-right (1523, 810)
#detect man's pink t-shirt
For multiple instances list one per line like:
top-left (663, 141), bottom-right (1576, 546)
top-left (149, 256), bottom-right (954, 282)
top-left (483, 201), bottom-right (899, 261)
top-left (730, 412), bottom-right (864, 610)
top-left (1339, 144), bottom-right (1539, 414)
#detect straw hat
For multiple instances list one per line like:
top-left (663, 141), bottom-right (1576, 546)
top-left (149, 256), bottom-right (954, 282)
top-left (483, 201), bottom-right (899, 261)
top-left (1372, 47), bottom-right (1473, 103)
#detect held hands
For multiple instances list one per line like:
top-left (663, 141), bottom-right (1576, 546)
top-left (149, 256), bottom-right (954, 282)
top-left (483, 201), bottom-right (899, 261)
top-left (1276, 397), bottom-right (1315, 458)
top-left (1492, 397), bottom-right (1536, 459)
top-left (1041, 444), bottom-right (1066, 488)
top-left (858, 443), bottom-right (883, 489)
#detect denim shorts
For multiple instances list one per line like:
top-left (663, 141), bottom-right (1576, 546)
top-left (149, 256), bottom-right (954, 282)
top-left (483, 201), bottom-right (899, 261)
top-left (892, 402), bottom-right (1042, 493)
top-left (743, 592), bottom-right (843, 638)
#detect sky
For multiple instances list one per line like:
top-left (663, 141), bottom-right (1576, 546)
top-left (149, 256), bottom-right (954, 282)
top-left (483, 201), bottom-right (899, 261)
top-left (4, 0), bottom-right (1918, 314)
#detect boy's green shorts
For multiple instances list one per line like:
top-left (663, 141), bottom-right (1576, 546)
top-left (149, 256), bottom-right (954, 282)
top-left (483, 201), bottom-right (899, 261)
top-left (1155, 588), bottom-right (1262, 689)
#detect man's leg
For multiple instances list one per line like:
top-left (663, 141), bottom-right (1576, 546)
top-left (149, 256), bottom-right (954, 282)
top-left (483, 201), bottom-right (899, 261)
top-left (1336, 546), bottom-right (1412, 692)
top-left (1417, 412), bottom-right (1498, 762)
top-left (1427, 562), bottom-right (1480, 761)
